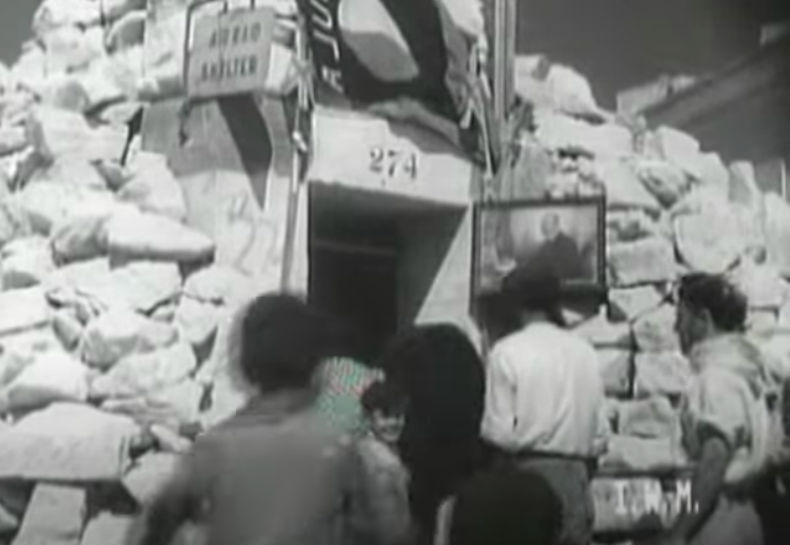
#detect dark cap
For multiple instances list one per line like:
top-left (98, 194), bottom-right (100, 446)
top-left (500, 266), bottom-right (565, 325)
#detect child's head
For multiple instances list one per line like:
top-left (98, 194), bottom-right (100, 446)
top-left (361, 381), bottom-right (406, 445)
top-left (235, 293), bottom-right (336, 393)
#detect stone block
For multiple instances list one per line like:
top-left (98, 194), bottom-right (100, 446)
top-left (635, 159), bottom-right (690, 208)
top-left (118, 152), bottom-right (186, 222)
top-left (11, 485), bottom-right (86, 545)
top-left (534, 109), bottom-right (633, 159)
top-left (0, 198), bottom-right (33, 248)
top-left (2, 351), bottom-right (89, 412)
top-left (105, 210), bottom-right (215, 263)
top-left (53, 309), bottom-right (83, 350)
top-left (106, 10), bottom-right (146, 52)
top-left (1, 237), bottom-right (55, 289)
top-left (599, 435), bottom-right (688, 473)
top-left (729, 261), bottom-right (788, 310)
top-left (79, 309), bottom-right (177, 369)
top-left (574, 313), bottom-right (633, 349)
top-left (634, 352), bottom-right (692, 398)
top-left (26, 106), bottom-right (127, 164)
top-left (183, 265), bottom-right (259, 308)
top-left (36, 74), bottom-right (92, 113)
top-left (633, 305), bottom-right (679, 353)
top-left (0, 403), bottom-right (139, 481)
top-left (0, 287), bottom-right (51, 337)
top-left (80, 513), bottom-right (134, 545)
top-left (674, 210), bottom-right (744, 274)
top-left (764, 193), bottom-right (790, 276)
top-left (18, 183), bottom-right (117, 235)
top-left (649, 127), bottom-right (700, 174)
top-left (32, 1), bottom-right (102, 38)
top-left (609, 286), bottom-right (664, 322)
top-left (57, 260), bottom-right (181, 314)
top-left (80, 513), bottom-right (135, 545)
top-left (608, 237), bottom-right (677, 287)
top-left (174, 297), bottom-right (221, 348)
top-left (90, 343), bottom-right (197, 399)
top-left (0, 127), bottom-right (27, 157)
top-left (0, 328), bottom-right (61, 387)
top-left (122, 453), bottom-right (180, 506)
top-left (617, 397), bottom-right (679, 439)
top-left (514, 56), bottom-right (602, 118)
top-left (597, 349), bottom-right (633, 397)
top-left (729, 162), bottom-right (762, 208)
top-left (594, 159), bottom-right (661, 211)
top-left (29, 158), bottom-right (107, 191)
top-left (101, 379), bottom-right (203, 431)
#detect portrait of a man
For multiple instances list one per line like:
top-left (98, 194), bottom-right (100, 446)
top-left (527, 212), bottom-right (586, 281)
top-left (475, 198), bottom-right (605, 295)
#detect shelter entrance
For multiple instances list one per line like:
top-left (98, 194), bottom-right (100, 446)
top-left (308, 184), bottom-right (467, 363)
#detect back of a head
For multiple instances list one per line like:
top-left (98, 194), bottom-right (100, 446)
top-left (236, 293), bottom-right (337, 392)
top-left (501, 267), bottom-right (565, 327)
top-left (677, 273), bottom-right (748, 333)
top-left (377, 324), bottom-right (485, 444)
top-left (448, 465), bottom-right (562, 545)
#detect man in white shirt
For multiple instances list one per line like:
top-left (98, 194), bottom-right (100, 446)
top-left (481, 270), bottom-right (608, 545)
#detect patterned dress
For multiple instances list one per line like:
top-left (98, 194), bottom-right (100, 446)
top-left (315, 357), bottom-right (383, 436)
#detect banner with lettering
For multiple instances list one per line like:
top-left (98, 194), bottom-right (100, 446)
top-left (295, 0), bottom-right (491, 162)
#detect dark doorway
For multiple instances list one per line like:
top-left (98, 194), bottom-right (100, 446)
top-left (309, 204), bottom-right (400, 364)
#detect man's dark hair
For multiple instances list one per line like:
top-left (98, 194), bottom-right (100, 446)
top-left (500, 267), bottom-right (566, 327)
top-left (448, 465), bottom-right (562, 545)
top-left (677, 273), bottom-right (748, 333)
top-left (236, 293), bottom-right (336, 392)
top-left (361, 380), bottom-right (406, 417)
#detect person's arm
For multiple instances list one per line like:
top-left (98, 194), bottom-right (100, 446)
top-left (662, 373), bottom-right (745, 545)
top-left (345, 442), bottom-right (414, 545)
top-left (126, 444), bottom-right (212, 545)
top-left (480, 347), bottom-right (519, 452)
top-left (665, 431), bottom-right (731, 544)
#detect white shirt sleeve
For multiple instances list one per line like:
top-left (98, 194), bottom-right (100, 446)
top-left (481, 345), bottom-right (519, 451)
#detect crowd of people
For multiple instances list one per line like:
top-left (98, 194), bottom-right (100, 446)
top-left (125, 269), bottom-right (787, 545)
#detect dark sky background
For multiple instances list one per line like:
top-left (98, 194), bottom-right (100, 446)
top-left (0, 1), bottom-right (38, 65)
top-left (1, 0), bottom-right (788, 106)
top-left (516, 0), bottom-right (790, 107)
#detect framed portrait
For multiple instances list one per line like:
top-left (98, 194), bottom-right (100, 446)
top-left (473, 197), bottom-right (607, 297)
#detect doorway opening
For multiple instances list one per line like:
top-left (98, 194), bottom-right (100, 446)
top-left (308, 184), bottom-right (467, 363)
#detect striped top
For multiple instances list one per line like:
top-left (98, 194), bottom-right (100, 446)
top-left (315, 357), bottom-right (384, 436)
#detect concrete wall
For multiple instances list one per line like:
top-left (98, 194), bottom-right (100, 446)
top-left (141, 96), bottom-right (307, 294)
top-left (397, 208), bottom-right (482, 351)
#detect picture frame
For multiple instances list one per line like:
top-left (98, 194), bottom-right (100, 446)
top-left (472, 196), bottom-right (607, 298)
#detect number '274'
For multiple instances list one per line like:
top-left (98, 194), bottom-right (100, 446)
top-left (369, 148), bottom-right (418, 180)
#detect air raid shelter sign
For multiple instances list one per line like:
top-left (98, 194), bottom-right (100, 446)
top-left (187, 7), bottom-right (276, 98)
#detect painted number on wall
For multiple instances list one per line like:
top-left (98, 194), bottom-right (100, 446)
top-left (369, 147), bottom-right (418, 181)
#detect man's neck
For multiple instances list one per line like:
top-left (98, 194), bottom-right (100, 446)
top-left (520, 314), bottom-right (553, 329)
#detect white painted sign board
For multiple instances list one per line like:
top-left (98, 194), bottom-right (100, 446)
top-left (308, 107), bottom-right (474, 206)
top-left (187, 7), bottom-right (276, 98)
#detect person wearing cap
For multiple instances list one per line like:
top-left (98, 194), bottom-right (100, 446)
top-left (480, 269), bottom-right (608, 545)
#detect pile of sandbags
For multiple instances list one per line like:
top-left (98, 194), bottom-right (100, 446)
top-left (0, 3), bottom-right (274, 544)
top-left (510, 56), bottom-right (790, 536)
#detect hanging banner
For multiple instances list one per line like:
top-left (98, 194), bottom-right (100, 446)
top-left (308, 107), bottom-right (473, 206)
top-left (186, 7), bottom-right (277, 98)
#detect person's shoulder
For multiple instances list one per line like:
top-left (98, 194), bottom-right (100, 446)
top-left (548, 326), bottom-right (597, 356)
top-left (490, 331), bottom-right (529, 359)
